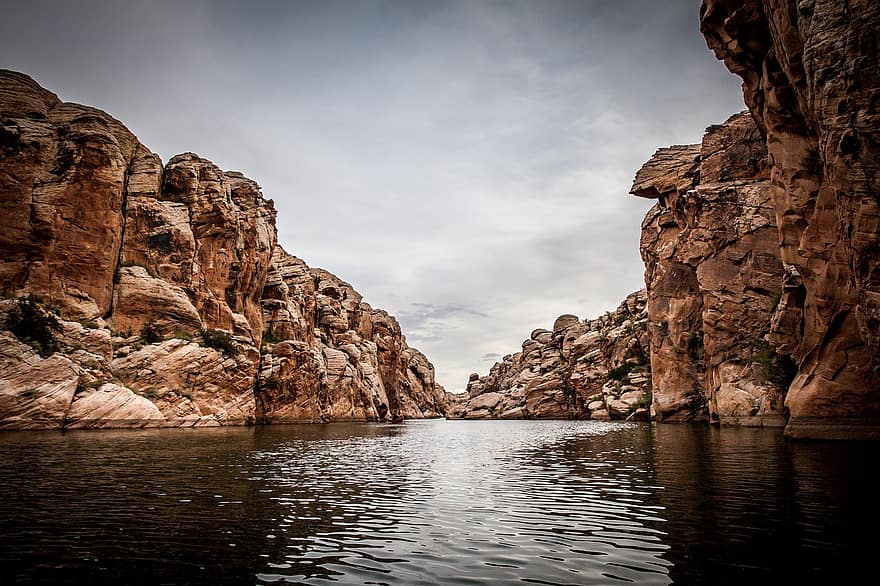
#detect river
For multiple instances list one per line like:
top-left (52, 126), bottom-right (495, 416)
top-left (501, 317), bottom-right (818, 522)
top-left (0, 420), bottom-right (875, 584)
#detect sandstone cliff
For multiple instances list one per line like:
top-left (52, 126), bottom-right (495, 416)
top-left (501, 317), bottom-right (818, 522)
top-left (633, 112), bottom-right (791, 427)
top-left (0, 70), bottom-right (445, 429)
top-left (699, 1), bottom-right (880, 439)
top-left (258, 248), bottom-right (447, 422)
top-left (449, 291), bottom-right (651, 421)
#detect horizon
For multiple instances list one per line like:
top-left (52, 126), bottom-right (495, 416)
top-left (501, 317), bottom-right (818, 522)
top-left (0, 0), bottom-right (747, 391)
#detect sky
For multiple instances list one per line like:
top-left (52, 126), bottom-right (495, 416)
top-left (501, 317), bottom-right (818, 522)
top-left (1, 0), bottom-right (746, 392)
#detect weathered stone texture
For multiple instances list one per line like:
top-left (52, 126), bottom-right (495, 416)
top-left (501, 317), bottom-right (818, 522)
top-left (701, 1), bottom-right (880, 438)
top-left (449, 291), bottom-right (651, 422)
top-left (634, 112), bottom-right (788, 427)
top-left (258, 248), bottom-right (447, 423)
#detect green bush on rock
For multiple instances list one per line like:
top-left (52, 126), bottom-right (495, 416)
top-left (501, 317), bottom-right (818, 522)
top-left (6, 294), bottom-right (62, 357)
top-left (140, 321), bottom-right (163, 344)
top-left (200, 328), bottom-right (238, 356)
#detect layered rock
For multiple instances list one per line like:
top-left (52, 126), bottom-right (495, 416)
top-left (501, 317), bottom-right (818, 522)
top-left (0, 70), bottom-right (445, 429)
top-left (634, 112), bottom-right (790, 427)
top-left (257, 248), bottom-right (448, 423)
top-left (700, 1), bottom-right (880, 439)
top-left (0, 71), bottom-right (155, 319)
top-left (449, 291), bottom-right (651, 421)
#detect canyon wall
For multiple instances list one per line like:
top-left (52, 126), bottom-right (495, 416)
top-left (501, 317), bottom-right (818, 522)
top-left (633, 112), bottom-right (790, 427)
top-left (0, 70), bottom-right (445, 429)
top-left (700, 1), bottom-right (880, 439)
top-left (449, 291), bottom-right (651, 421)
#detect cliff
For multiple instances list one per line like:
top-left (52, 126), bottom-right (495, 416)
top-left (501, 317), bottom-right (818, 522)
top-left (633, 112), bottom-right (790, 427)
top-left (699, 1), bottom-right (880, 439)
top-left (258, 248), bottom-right (447, 422)
top-left (449, 291), bottom-right (651, 421)
top-left (0, 70), bottom-right (446, 429)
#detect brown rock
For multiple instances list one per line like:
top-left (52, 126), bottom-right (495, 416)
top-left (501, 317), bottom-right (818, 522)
top-left (0, 71), bottom-right (447, 428)
top-left (0, 332), bottom-right (78, 429)
top-left (700, 0), bottom-right (880, 438)
top-left (451, 291), bottom-right (651, 421)
top-left (111, 338), bottom-right (257, 426)
top-left (257, 248), bottom-right (447, 423)
top-left (142, 153), bottom-right (277, 342)
top-left (634, 112), bottom-right (786, 427)
top-left (65, 383), bottom-right (166, 429)
top-left (631, 144), bottom-right (701, 199)
top-left (0, 70), bottom-right (153, 319)
top-left (110, 266), bottom-right (202, 336)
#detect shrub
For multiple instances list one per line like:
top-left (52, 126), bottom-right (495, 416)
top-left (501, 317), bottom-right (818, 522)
top-left (81, 320), bottom-right (101, 330)
top-left (201, 328), bottom-right (238, 356)
top-left (140, 321), bottom-right (163, 344)
top-left (136, 387), bottom-right (160, 399)
top-left (6, 294), bottom-right (62, 357)
top-left (752, 339), bottom-right (798, 389)
top-left (262, 331), bottom-right (281, 345)
top-left (263, 374), bottom-right (281, 391)
top-left (75, 379), bottom-right (107, 394)
top-left (607, 362), bottom-right (635, 381)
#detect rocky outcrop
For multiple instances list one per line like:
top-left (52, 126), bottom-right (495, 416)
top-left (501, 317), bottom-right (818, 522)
top-left (449, 291), bottom-right (651, 421)
top-left (700, 1), bottom-right (880, 439)
top-left (0, 70), bottom-right (445, 429)
top-left (634, 112), bottom-right (790, 427)
top-left (257, 248), bottom-right (448, 423)
top-left (0, 71), bottom-right (155, 320)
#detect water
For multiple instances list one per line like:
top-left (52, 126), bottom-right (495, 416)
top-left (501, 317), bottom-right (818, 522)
top-left (0, 420), bottom-right (876, 585)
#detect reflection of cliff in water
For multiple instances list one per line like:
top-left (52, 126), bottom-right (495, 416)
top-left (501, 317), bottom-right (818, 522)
top-left (1, 427), bottom-right (292, 583)
top-left (2, 421), bottom-right (877, 584)
top-left (651, 425), bottom-right (876, 584)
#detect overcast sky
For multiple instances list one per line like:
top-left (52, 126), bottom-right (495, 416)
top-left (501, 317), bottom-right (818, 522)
top-left (2, 1), bottom-right (745, 392)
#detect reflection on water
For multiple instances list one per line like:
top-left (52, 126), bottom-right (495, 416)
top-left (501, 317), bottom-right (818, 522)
top-left (0, 420), bottom-right (876, 584)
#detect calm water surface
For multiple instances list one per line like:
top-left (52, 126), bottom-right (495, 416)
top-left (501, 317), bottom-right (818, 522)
top-left (0, 420), bottom-right (876, 584)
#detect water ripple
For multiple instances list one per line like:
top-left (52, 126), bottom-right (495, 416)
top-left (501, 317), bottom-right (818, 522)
top-left (1, 420), bottom-right (877, 584)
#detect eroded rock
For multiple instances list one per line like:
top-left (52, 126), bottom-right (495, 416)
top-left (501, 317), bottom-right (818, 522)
top-left (449, 291), bottom-right (651, 421)
top-left (700, 1), bottom-right (880, 439)
top-left (634, 112), bottom-right (788, 427)
top-left (0, 70), bottom-right (446, 429)
top-left (258, 248), bottom-right (447, 423)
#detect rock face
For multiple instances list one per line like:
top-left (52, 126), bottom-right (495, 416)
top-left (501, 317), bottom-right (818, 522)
top-left (634, 112), bottom-right (790, 427)
top-left (257, 248), bottom-right (448, 422)
top-left (449, 291), bottom-right (651, 422)
top-left (0, 71), bottom-right (154, 320)
top-left (0, 70), bottom-right (445, 429)
top-left (700, 1), bottom-right (880, 439)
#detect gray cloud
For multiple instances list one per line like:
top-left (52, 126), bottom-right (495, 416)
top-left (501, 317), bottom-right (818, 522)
top-left (1, 0), bottom-right (747, 392)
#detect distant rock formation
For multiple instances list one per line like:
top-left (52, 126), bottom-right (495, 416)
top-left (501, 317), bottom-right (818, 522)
top-left (449, 291), bottom-right (651, 421)
top-left (0, 70), bottom-right (445, 429)
top-left (699, 1), bottom-right (880, 439)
